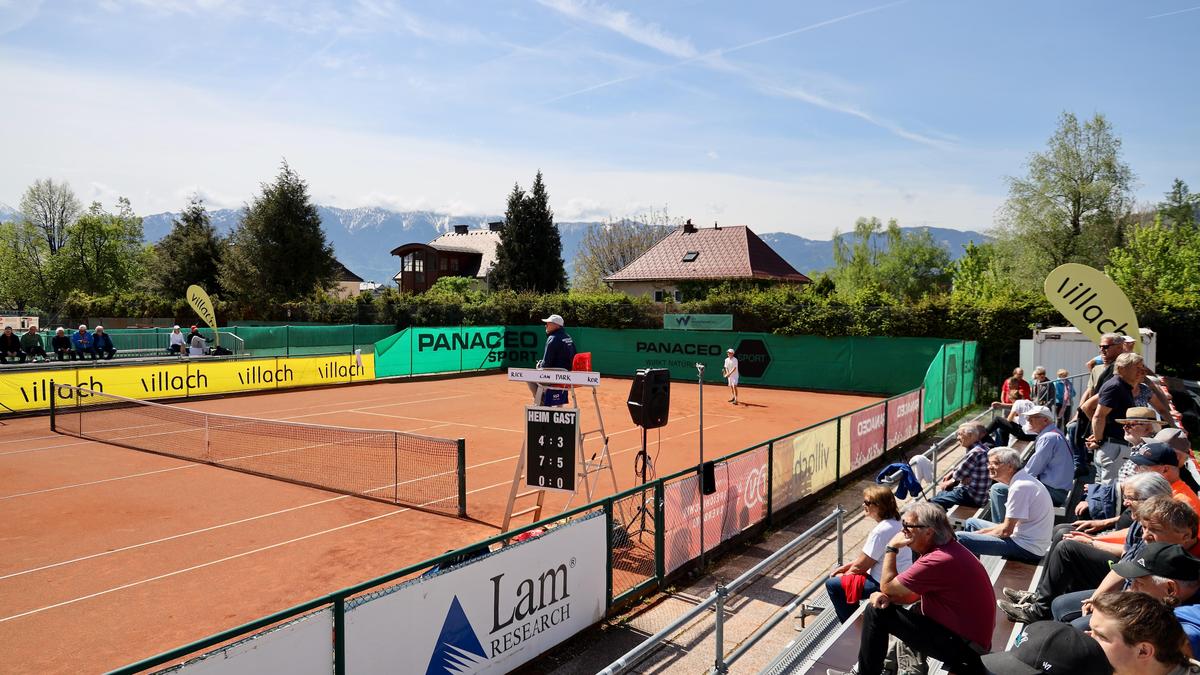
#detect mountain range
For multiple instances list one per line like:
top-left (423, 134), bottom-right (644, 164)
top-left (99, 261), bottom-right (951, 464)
top-left (8, 201), bottom-right (989, 284)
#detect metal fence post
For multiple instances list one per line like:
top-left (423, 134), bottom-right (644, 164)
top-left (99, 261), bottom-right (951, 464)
top-left (834, 416), bottom-right (842, 488)
top-left (836, 506), bottom-right (844, 565)
top-left (334, 596), bottom-right (346, 675)
top-left (49, 379), bottom-right (56, 432)
top-left (882, 398), bottom-right (890, 453)
top-left (765, 440), bottom-right (774, 528)
top-left (714, 584), bottom-right (728, 674)
top-left (654, 481), bottom-right (665, 581)
top-left (605, 498), bottom-right (614, 611)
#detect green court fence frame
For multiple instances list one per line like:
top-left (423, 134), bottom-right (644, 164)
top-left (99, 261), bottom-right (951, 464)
top-left (98, 325), bottom-right (396, 358)
top-left (107, 340), bottom-right (978, 674)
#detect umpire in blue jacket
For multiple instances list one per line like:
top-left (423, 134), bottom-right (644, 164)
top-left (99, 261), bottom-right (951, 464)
top-left (538, 314), bottom-right (576, 406)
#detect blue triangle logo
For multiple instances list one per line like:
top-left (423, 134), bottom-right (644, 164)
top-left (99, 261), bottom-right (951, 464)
top-left (425, 596), bottom-right (488, 675)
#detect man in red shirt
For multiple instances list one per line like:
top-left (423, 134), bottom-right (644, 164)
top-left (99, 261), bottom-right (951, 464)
top-left (827, 502), bottom-right (994, 675)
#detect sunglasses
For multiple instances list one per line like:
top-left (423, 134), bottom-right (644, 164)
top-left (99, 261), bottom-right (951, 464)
top-left (900, 523), bottom-right (927, 532)
top-left (1099, 344), bottom-right (1119, 351)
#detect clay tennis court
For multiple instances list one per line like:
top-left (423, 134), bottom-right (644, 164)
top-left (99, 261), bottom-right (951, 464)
top-left (0, 373), bottom-right (880, 673)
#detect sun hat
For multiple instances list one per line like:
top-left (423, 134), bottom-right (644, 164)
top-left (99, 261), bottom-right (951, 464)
top-left (1115, 407), bottom-right (1165, 425)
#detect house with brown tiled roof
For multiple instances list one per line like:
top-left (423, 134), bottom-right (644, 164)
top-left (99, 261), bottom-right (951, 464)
top-left (604, 220), bottom-right (810, 301)
top-left (390, 223), bottom-right (503, 293)
top-left (331, 260), bottom-right (365, 299)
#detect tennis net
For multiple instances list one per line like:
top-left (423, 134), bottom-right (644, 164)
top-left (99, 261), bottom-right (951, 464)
top-left (50, 383), bottom-right (467, 517)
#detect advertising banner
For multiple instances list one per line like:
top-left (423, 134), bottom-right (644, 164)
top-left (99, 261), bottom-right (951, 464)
top-left (1044, 263), bottom-right (1141, 354)
top-left (186, 358), bottom-right (283, 396)
top-left (846, 403), bottom-right (886, 472)
top-left (86, 363), bottom-right (191, 401)
top-left (285, 353), bottom-right (375, 388)
top-left (772, 420), bottom-right (839, 511)
top-left (374, 326), bottom-right (542, 378)
top-left (0, 368), bottom-right (77, 412)
top-left (346, 513), bottom-right (606, 674)
top-left (168, 609), bottom-right (332, 674)
top-left (662, 447), bottom-right (769, 574)
top-left (663, 314), bottom-right (734, 331)
top-left (886, 390), bottom-right (922, 450)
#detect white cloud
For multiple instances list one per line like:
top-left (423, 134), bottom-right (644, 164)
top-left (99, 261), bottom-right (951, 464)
top-left (536, 0), bottom-right (697, 58)
top-left (0, 0), bottom-right (43, 35)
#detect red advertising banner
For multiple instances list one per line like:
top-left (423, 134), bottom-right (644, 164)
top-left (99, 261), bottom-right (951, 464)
top-left (848, 403), bottom-right (887, 472)
top-left (887, 390), bottom-right (922, 450)
top-left (662, 447), bottom-right (769, 574)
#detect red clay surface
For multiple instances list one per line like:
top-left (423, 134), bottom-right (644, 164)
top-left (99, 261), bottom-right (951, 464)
top-left (0, 373), bottom-right (880, 673)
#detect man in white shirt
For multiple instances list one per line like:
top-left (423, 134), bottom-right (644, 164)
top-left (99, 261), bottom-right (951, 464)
top-left (722, 347), bottom-right (739, 405)
top-left (983, 393), bottom-right (1038, 446)
top-left (956, 446), bottom-right (1053, 564)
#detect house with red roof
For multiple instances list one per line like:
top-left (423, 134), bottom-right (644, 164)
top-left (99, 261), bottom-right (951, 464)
top-left (604, 220), bottom-right (810, 301)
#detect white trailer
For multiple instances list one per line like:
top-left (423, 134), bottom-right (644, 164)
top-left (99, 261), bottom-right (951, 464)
top-left (1018, 326), bottom-right (1157, 382)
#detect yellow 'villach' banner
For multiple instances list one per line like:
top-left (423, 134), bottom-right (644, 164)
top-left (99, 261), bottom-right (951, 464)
top-left (186, 284), bottom-right (220, 347)
top-left (1043, 263), bottom-right (1140, 354)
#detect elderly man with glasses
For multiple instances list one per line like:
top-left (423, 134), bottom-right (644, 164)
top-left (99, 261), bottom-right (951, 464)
top-left (956, 446), bottom-right (1054, 563)
top-left (1088, 352), bottom-right (1150, 482)
top-left (826, 502), bottom-right (994, 675)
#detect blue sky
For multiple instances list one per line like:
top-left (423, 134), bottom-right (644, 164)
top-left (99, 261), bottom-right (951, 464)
top-left (0, 1), bottom-right (1196, 237)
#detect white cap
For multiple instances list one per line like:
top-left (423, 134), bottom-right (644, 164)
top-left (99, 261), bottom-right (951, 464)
top-left (727, 348), bottom-right (735, 353)
top-left (1121, 334), bottom-right (1136, 343)
top-left (541, 314), bottom-right (564, 327)
top-left (1026, 405), bottom-right (1055, 420)
top-left (173, 325), bottom-right (180, 330)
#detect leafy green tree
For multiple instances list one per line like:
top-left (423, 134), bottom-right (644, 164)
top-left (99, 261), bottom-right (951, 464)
top-left (951, 241), bottom-right (1020, 302)
top-left (1107, 214), bottom-right (1200, 307)
top-left (20, 178), bottom-right (82, 254)
top-left (829, 217), bottom-right (952, 302)
top-left (993, 111), bottom-right (1134, 278)
top-left (572, 209), bottom-right (675, 292)
top-left (1158, 178), bottom-right (1197, 229)
top-left (220, 161), bottom-right (338, 306)
top-left (59, 198), bottom-right (148, 296)
top-left (151, 196), bottom-right (223, 299)
top-left (490, 171), bottom-right (568, 293)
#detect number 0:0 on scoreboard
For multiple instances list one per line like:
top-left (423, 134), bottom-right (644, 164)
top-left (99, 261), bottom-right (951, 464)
top-left (525, 405), bottom-right (577, 493)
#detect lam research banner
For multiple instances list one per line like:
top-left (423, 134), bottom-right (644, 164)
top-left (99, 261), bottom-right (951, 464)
top-left (345, 512), bottom-right (606, 674)
top-left (1044, 263), bottom-right (1141, 353)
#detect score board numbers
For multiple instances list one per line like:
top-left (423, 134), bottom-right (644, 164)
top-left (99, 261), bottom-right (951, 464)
top-left (525, 405), bottom-right (577, 492)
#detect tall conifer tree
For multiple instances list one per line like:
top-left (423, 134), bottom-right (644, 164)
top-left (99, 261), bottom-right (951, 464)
top-left (491, 171), bottom-right (567, 292)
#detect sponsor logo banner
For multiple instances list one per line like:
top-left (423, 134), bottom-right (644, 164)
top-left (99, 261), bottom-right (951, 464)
top-left (662, 448), bottom-right (769, 574)
top-left (87, 364), bottom-right (191, 401)
top-left (0, 369), bottom-right (78, 412)
top-left (286, 353), bottom-right (374, 388)
top-left (773, 421), bottom-right (839, 510)
top-left (663, 314), bottom-right (734, 331)
top-left (1044, 263), bottom-right (1141, 353)
top-left (346, 513), bottom-right (606, 674)
top-left (887, 390), bottom-right (922, 449)
top-left (847, 403), bottom-right (887, 471)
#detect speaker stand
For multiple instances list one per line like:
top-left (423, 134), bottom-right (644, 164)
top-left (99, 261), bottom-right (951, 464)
top-left (627, 426), bottom-right (655, 541)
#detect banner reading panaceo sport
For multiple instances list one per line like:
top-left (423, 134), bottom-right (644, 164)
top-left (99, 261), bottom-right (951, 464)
top-left (345, 513), bottom-right (606, 674)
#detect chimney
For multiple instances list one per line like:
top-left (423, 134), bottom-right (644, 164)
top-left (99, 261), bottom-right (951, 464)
top-left (488, 221), bottom-right (504, 232)
top-left (682, 219), bottom-right (697, 234)
top-left (713, 221), bottom-right (720, 230)
top-left (453, 224), bottom-right (469, 234)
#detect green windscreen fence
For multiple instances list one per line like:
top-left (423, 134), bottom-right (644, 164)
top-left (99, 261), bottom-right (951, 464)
top-left (922, 340), bottom-right (980, 426)
top-left (95, 325), bottom-right (398, 357)
top-left (373, 326), bottom-right (963, 396)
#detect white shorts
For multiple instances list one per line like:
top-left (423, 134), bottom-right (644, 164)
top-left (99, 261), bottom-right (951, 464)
top-left (727, 376), bottom-right (738, 387)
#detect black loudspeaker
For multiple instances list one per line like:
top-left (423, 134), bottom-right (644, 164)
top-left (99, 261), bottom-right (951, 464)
top-left (626, 368), bottom-right (671, 429)
top-left (701, 461), bottom-right (716, 495)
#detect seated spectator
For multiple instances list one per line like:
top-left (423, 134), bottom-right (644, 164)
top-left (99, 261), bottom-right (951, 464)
top-left (188, 327), bottom-right (207, 356)
top-left (980, 620), bottom-right (1111, 674)
top-left (1054, 367), bottom-right (1075, 427)
top-left (1158, 427), bottom-right (1200, 493)
top-left (1031, 366), bottom-right (1055, 406)
top-left (1089, 591), bottom-right (1199, 675)
top-left (1131, 441), bottom-right (1200, 517)
top-left (51, 327), bottom-right (74, 361)
top-left (997, 479), bottom-right (1174, 624)
top-left (168, 325), bottom-right (186, 354)
top-left (1076, 407), bottom-right (1169, 523)
top-left (992, 405), bottom-right (1073, 510)
top-left (1113, 542), bottom-right (1200, 655)
top-left (930, 422), bottom-right (992, 510)
top-left (71, 325), bottom-right (95, 360)
top-left (985, 391), bottom-right (1038, 446)
top-left (1002, 367), bottom-right (1031, 404)
top-left (92, 325), bottom-right (116, 360)
top-left (0, 325), bottom-right (26, 364)
top-left (824, 486), bottom-right (913, 623)
top-left (19, 326), bottom-right (47, 362)
top-left (957, 446), bottom-right (1053, 563)
top-left (825, 502), bottom-right (994, 675)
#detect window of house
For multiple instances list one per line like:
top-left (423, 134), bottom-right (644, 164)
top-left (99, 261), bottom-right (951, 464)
top-left (674, 290), bottom-right (683, 302)
top-left (682, 251), bottom-right (699, 262)
top-left (439, 257), bottom-right (448, 271)
top-left (450, 258), bottom-right (459, 271)
top-left (654, 290), bottom-right (665, 302)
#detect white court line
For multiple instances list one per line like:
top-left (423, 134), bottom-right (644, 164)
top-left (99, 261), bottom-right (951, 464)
top-left (0, 495), bottom-right (348, 581)
top-left (0, 476), bottom-right (514, 624)
top-left (0, 438), bottom-right (94, 456)
top-left (277, 393), bottom-right (471, 422)
top-left (0, 464), bottom-right (198, 501)
top-left (0, 433), bottom-right (60, 445)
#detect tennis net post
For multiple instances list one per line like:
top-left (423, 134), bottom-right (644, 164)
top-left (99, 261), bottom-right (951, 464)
top-left (457, 437), bottom-right (467, 518)
top-left (49, 378), bottom-right (56, 432)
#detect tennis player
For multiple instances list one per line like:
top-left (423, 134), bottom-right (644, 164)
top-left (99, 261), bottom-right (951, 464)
top-left (723, 347), bottom-right (739, 404)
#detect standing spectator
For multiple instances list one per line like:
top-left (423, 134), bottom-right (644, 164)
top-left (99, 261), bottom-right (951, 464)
top-left (20, 326), bottom-right (47, 362)
top-left (51, 327), bottom-right (73, 361)
top-left (957, 446), bottom-right (1054, 563)
top-left (824, 486), bottom-right (913, 622)
top-left (1031, 366), bottom-right (1055, 406)
top-left (1055, 367), bottom-right (1075, 427)
top-left (1001, 367), bottom-right (1031, 404)
top-left (930, 422), bottom-right (992, 510)
top-left (92, 325), bottom-right (116, 360)
top-left (826, 503), bottom-right (994, 675)
top-left (1089, 591), bottom-right (1199, 675)
top-left (168, 325), bottom-right (187, 354)
top-left (0, 326), bottom-right (26, 363)
top-left (71, 325), bottom-right (95, 360)
top-left (1007, 405), bottom-right (1075, 507)
top-left (536, 314), bottom-right (575, 407)
top-left (722, 347), bottom-right (739, 405)
top-left (1072, 333), bottom-right (1124, 471)
top-left (1088, 352), bottom-right (1144, 482)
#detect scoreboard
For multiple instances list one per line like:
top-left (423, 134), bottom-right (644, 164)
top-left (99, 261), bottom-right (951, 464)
top-left (525, 406), bottom-right (577, 492)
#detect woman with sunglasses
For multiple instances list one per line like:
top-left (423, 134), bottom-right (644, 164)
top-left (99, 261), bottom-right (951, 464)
top-left (824, 486), bottom-right (912, 622)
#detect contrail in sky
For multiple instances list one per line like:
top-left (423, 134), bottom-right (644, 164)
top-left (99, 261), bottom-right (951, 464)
top-left (1147, 5), bottom-right (1200, 19)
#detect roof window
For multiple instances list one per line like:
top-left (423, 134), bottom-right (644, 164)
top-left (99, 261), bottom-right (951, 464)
top-left (682, 251), bottom-right (700, 263)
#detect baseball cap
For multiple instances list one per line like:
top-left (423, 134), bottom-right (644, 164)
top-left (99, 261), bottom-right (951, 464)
top-left (726, 348), bottom-right (735, 354)
top-left (541, 314), bottom-right (564, 327)
top-left (1129, 441), bottom-right (1179, 467)
top-left (1025, 405), bottom-right (1055, 421)
top-left (1112, 542), bottom-right (1200, 580)
top-left (1156, 427), bottom-right (1191, 454)
top-left (1115, 407), bottom-right (1164, 425)
top-left (1121, 334), bottom-right (1136, 343)
top-left (980, 620), bottom-right (1111, 675)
